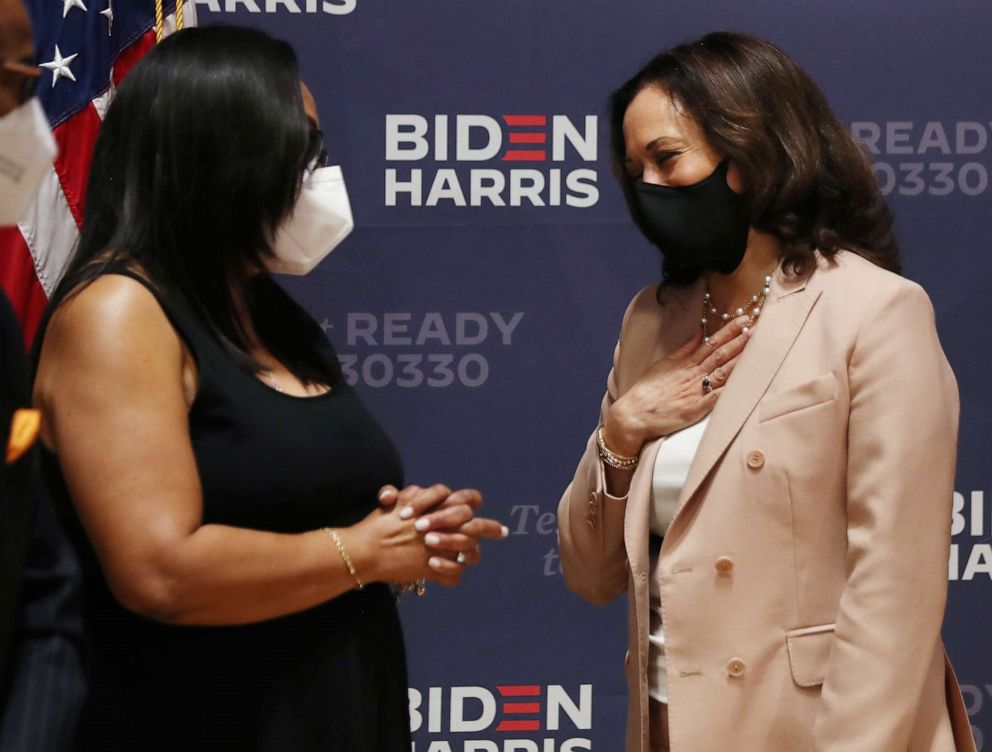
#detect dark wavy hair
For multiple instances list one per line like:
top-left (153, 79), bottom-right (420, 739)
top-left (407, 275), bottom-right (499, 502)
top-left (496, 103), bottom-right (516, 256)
top-left (610, 31), bottom-right (900, 284)
top-left (48, 25), bottom-right (335, 384)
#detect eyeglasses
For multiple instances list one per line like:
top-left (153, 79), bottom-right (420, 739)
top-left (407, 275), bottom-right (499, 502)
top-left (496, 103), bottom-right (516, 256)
top-left (0, 59), bottom-right (42, 106)
top-left (305, 127), bottom-right (329, 170)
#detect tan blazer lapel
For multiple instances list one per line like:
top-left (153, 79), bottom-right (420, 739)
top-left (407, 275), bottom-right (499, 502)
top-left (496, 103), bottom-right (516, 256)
top-left (623, 437), bottom-right (663, 565)
top-left (670, 265), bottom-right (823, 529)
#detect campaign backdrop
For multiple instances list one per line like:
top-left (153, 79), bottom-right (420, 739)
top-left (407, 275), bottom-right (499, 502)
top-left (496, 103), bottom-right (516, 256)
top-left (195, 2), bottom-right (991, 748)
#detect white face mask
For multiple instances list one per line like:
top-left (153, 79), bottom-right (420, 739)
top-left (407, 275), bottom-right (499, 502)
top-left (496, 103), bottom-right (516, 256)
top-left (267, 165), bottom-right (354, 275)
top-left (0, 98), bottom-right (56, 226)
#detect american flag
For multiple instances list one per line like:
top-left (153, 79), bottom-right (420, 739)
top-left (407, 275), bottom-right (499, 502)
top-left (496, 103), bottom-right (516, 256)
top-left (0, 0), bottom-right (196, 346)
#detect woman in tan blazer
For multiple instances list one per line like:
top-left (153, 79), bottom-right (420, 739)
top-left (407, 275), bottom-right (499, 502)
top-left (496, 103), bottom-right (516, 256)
top-left (557, 32), bottom-right (976, 752)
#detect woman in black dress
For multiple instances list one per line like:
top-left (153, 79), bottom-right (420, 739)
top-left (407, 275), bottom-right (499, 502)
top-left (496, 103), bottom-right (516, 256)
top-left (31, 26), bottom-right (504, 750)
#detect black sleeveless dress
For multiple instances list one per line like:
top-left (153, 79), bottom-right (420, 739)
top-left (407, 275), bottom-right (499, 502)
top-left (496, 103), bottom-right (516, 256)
top-left (37, 271), bottom-right (410, 751)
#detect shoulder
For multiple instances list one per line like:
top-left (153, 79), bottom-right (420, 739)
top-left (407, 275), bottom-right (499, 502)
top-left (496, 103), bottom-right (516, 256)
top-left (815, 248), bottom-right (927, 300)
top-left (619, 280), bottom-right (700, 328)
top-left (38, 275), bottom-right (185, 396)
top-left (48, 275), bottom-right (177, 350)
top-left (811, 251), bottom-right (944, 368)
top-left (616, 279), bottom-right (702, 347)
top-left (620, 284), bottom-right (661, 328)
top-left (610, 284), bottom-right (659, 353)
top-left (814, 249), bottom-right (933, 317)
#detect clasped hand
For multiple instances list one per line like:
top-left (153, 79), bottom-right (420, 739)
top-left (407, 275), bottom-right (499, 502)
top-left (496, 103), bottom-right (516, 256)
top-left (362, 483), bottom-right (507, 587)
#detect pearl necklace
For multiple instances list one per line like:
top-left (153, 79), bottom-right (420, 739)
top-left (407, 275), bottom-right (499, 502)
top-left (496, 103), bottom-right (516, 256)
top-left (701, 274), bottom-right (772, 346)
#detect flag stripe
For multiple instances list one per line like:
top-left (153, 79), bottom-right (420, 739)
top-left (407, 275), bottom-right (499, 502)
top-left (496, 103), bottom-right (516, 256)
top-left (52, 103), bottom-right (103, 227)
top-left (0, 229), bottom-right (49, 347)
top-left (19, 168), bottom-right (80, 296)
top-left (112, 30), bottom-right (156, 86)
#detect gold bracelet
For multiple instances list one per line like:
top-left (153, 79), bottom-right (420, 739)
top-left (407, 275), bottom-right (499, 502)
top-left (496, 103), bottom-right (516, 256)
top-left (597, 426), bottom-right (639, 471)
top-left (323, 527), bottom-right (364, 590)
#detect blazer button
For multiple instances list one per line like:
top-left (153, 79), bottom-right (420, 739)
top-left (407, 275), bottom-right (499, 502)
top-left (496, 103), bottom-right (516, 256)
top-left (714, 556), bottom-right (734, 575)
top-left (746, 450), bottom-right (765, 470)
top-left (727, 657), bottom-right (746, 678)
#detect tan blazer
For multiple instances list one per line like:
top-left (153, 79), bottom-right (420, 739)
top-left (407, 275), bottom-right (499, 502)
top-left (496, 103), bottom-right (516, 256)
top-left (557, 250), bottom-right (976, 752)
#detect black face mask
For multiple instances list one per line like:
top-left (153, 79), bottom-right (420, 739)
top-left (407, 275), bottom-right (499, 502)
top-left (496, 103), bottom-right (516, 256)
top-left (632, 159), bottom-right (750, 275)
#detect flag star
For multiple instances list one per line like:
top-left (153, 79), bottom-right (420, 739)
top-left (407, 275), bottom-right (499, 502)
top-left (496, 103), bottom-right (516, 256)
top-left (100, 0), bottom-right (113, 34)
top-left (40, 45), bottom-right (79, 88)
top-left (62, 0), bottom-right (87, 18)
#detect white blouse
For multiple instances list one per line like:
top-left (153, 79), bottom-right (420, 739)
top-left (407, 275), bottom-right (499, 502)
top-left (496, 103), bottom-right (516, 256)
top-left (647, 416), bottom-right (709, 704)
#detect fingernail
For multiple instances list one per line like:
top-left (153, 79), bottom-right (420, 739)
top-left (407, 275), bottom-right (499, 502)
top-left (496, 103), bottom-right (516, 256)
top-left (428, 557), bottom-right (443, 570)
top-left (399, 506), bottom-right (414, 520)
top-left (735, 315), bottom-right (749, 326)
top-left (424, 533), bottom-right (441, 545)
top-left (501, 525), bottom-right (510, 538)
top-left (378, 489), bottom-right (391, 501)
top-left (414, 517), bottom-right (431, 532)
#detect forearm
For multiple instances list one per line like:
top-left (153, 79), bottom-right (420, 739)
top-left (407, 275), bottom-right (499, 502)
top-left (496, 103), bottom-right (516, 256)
top-left (117, 524), bottom-right (368, 626)
top-left (601, 404), bottom-right (642, 498)
top-left (558, 431), bottom-right (628, 605)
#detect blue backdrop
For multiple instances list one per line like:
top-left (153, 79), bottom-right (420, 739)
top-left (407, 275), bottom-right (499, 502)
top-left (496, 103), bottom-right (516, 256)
top-left (195, 1), bottom-right (992, 748)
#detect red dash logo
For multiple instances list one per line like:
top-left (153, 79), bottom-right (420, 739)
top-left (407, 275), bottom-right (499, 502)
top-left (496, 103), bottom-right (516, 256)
top-left (497, 685), bottom-right (542, 731)
top-left (502, 116), bottom-right (548, 161)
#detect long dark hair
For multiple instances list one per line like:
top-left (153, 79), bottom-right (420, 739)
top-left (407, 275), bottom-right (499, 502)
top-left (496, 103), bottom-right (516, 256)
top-left (51, 25), bottom-right (335, 384)
top-left (610, 31), bottom-right (900, 285)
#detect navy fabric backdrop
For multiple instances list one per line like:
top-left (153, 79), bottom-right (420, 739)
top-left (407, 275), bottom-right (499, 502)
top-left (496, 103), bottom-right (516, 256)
top-left (195, 2), bottom-right (991, 748)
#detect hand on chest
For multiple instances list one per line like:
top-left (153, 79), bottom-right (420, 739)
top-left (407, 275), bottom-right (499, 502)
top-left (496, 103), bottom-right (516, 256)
top-left (625, 286), bottom-right (854, 552)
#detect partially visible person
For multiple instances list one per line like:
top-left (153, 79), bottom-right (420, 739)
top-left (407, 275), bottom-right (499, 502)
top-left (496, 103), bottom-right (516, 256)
top-left (32, 25), bottom-right (504, 751)
top-left (0, 0), bottom-right (86, 749)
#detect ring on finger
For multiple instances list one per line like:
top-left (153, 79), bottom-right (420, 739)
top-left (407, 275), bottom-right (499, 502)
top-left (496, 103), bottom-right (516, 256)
top-left (701, 376), bottom-right (713, 394)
